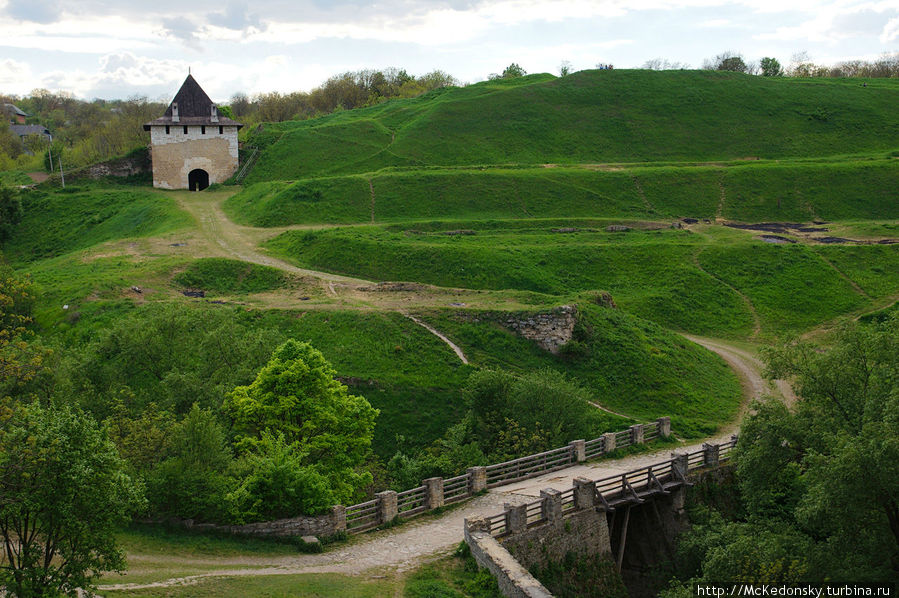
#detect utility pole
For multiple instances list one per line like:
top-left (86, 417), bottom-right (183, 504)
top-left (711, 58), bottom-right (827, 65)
top-left (59, 155), bottom-right (65, 189)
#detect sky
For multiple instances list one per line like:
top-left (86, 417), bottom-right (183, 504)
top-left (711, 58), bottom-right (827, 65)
top-left (0, 0), bottom-right (897, 102)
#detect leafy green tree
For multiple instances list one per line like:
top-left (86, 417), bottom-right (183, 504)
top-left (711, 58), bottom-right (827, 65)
top-left (0, 265), bottom-right (46, 398)
top-left (147, 405), bottom-right (234, 522)
top-left (667, 316), bottom-right (899, 587)
top-left (61, 303), bottom-right (284, 418)
top-left (466, 368), bottom-right (600, 461)
top-left (760, 57), bottom-right (784, 77)
top-left (0, 402), bottom-right (144, 597)
top-left (224, 340), bottom-right (378, 506)
top-left (227, 431), bottom-right (337, 520)
top-left (704, 51), bottom-right (748, 73)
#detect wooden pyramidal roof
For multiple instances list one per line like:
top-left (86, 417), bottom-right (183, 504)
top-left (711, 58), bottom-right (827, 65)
top-left (144, 74), bottom-right (242, 130)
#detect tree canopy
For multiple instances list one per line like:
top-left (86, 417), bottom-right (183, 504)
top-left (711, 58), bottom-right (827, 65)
top-left (664, 316), bottom-right (899, 590)
top-left (224, 340), bottom-right (379, 509)
top-left (0, 401), bottom-right (144, 597)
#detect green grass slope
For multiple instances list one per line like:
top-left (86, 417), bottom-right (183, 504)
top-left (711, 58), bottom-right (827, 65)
top-left (226, 160), bottom-right (899, 227)
top-left (264, 222), bottom-right (898, 338)
top-left (243, 70), bottom-right (899, 182)
top-left (2, 185), bottom-right (191, 263)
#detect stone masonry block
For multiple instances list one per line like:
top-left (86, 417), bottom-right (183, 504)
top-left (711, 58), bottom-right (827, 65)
top-left (570, 439), bottom-right (586, 462)
top-left (603, 432), bottom-right (617, 452)
top-left (505, 503), bottom-right (528, 534)
top-left (540, 489), bottom-right (562, 523)
top-left (572, 477), bottom-right (596, 510)
top-left (468, 466), bottom-right (487, 493)
top-left (631, 424), bottom-right (645, 444)
top-left (423, 477), bottom-right (445, 510)
top-left (376, 490), bottom-right (397, 524)
top-left (657, 416), bottom-right (671, 438)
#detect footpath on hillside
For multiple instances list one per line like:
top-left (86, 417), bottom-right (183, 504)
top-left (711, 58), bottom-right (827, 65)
top-left (101, 339), bottom-right (786, 592)
top-left (99, 190), bottom-right (791, 591)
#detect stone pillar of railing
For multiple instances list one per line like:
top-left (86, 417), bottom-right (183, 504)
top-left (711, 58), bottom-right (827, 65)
top-left (541, 488), bottom-right (563, 523)
top-left (330, 504), bottom-right (347, 534)
top-left (702, 443), bottom-right (720, 467)
top-left (376, 490), bottom-right (397, 525)
top-left (423, 477), bottom-right (445, 510)
top-left (505, 503), bottom-right (527, 534)
top-left (572, 477), bottom-right (595, 510)
top-left (657, 416), bottom-right (671, 438)
top-left (570, 439), bottom-right (586, 462)
top-left (603, 431), bottom-right (617, 452)
top-left (468, 466), bottom-right (487, 494)
top-left (631, 423), bottom-right (645, 445)
top-left (671, 452), bottom-right (689, 479)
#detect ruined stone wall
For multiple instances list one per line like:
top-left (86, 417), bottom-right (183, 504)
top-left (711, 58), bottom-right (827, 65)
top-left (149, 125), bottom-right (239, 189)
top-left (501, 508), bottom-right (612, 572)
top-left (465, 527), bottom-right (553, 598)
top-left (187, 505), bottom-right (345, 540)
top-left (502, 305), bottom-right (577, 353)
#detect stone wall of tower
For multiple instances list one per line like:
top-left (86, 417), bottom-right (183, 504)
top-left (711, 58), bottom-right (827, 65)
top-left (149, 125), bottom-right (239, 189)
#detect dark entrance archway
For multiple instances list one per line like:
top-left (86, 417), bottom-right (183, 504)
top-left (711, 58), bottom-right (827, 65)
top-left (188, 169), bottom-right (209, 191)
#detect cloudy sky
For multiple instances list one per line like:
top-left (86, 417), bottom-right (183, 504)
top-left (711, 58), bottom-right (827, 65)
top-left (1, 0), bottom-right (897, 102)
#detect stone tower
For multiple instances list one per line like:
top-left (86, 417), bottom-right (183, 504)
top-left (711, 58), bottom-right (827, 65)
top-left (143, 75), bottom-right (242, 190)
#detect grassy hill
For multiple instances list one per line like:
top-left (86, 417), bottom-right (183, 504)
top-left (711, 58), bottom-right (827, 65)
top-left (242, 70), bottom-right (899, 183)
top-left (225, 160), bottom-right (899, 226)
top-left (3, 69), bottom-right (897, 462)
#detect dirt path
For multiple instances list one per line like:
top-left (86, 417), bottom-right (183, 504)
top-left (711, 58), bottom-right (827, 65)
top-left (692, 247), bottom-right (762, 340)
top-left (402, 313), bottom-right (469, 364)
top-left (101, 335), bottom-right (782, 591)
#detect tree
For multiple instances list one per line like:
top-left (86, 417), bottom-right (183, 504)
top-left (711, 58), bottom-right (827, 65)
top-left (490, 63), bottom-right (527, 80)
top-left (224, 340), bottom-right (378, 506)
top-left (147, 405), bottom-right (234, 522)
top-left (760, 57), bottom-right (784, 77)
top-left (666, 316), bottom-right (899, 586)
top-left (0, 402), bottom-right (144, 597)
top-left (559, 61), bottom-right (572, 76)
top-left (704, 51), bottom-right (748, 73)
top-left (466, 368), bottom-right (601, 460)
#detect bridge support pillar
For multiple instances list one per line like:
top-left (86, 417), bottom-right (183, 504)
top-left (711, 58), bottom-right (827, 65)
top-left (572, 477), bottom-right (595, 510)
top-left (702, 443), bottom-right (720, 467)
top-left (657, 416), bottom-right (671, 438)
top-left (631, 424), bottom-right (645, 445)
top-left (423, 477), bottom-right (444, 510)
top-left (504, 503), bottom-right (527, 534)
top-left (376, 490), bottom-right (397, 525)
top-left (603, 432), bottom-right (617, 453)
top-left (468, 466), bottom-right (487, 493)
top-left (540, 488), bottom-right (563, 523)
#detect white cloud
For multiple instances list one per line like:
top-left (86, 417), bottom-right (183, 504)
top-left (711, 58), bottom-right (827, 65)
top-left (881, 16), bottom-right (899, 40)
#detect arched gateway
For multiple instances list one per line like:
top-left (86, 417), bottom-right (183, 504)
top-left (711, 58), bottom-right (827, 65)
top-left (143, 75), bottom-right (243, 190)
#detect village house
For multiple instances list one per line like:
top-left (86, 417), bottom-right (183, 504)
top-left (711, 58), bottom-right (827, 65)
top-left (143, 75), bottom-right (242, 190)
top-left (3, 104), bottom-right (28, 124)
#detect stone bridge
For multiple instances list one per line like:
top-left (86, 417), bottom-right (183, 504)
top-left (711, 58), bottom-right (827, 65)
top-left (464, 438), bottom-right (738, 598)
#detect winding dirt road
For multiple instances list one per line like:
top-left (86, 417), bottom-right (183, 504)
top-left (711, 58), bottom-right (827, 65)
top-left (99, 190), bottom-right (792, 592)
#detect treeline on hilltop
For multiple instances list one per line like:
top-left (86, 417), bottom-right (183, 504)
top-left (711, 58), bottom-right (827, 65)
top-left (0, 67), bottom-right (457, 173)
top-left (649, 49), bottom-right (899, 78)
top-left (5, 51), bottom-right (898, 176)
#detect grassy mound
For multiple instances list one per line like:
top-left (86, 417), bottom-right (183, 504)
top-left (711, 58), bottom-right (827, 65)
top-left (225, 160), bottom-right (899, 227)
top-left (243, 70), bottom-right (899, 182)
top-left (173, 258), bottom-right (288, 294)
top-left (2, 185), bottom-right (190, 263)
top-left (264, 222), bottom-right (898, 338)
